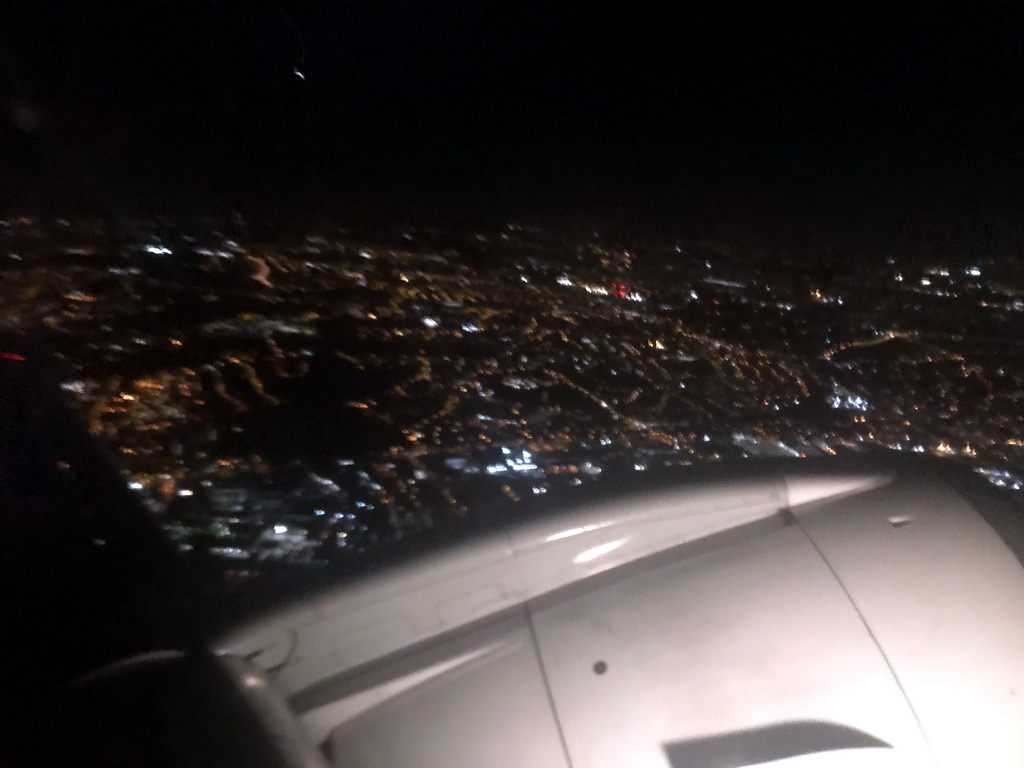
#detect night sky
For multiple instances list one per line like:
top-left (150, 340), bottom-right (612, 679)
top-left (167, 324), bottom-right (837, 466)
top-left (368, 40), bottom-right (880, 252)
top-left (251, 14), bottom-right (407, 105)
top-left (4, 2), bottom-right (1024, 250)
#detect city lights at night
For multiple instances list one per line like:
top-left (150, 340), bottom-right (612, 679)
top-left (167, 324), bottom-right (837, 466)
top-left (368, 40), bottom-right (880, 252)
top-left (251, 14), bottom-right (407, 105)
top-left (6, 3), bottom-right (1024, 764)
top-left (1, 215), bottom-right (1023, 576)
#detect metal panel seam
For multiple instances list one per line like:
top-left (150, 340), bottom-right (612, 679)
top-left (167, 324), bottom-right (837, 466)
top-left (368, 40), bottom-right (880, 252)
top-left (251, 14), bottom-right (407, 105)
top-left (788, 510), bottom-right (938, 766)
top-left (525, 604), bottom-right (576, 768)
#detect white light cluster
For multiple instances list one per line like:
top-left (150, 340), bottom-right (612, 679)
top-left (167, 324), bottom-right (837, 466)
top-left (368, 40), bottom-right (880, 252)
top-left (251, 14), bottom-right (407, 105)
top-left (828, 389), bottom-right (869, 412)
top-left (975, 467), bottom-right (1024, 491)
top-left (487, 448), bottom-right (540, 474)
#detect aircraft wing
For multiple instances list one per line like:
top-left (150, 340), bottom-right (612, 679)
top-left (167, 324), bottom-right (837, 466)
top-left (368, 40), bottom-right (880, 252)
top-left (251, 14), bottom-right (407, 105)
top-left (218, 463), bottom-right (1024, 767)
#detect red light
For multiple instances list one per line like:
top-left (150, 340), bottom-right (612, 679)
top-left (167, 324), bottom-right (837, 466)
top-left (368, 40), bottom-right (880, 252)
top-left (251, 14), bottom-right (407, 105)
top-left (612, 283), bottom-right (627, 299)
top-left (0, 352), bottom-right (25, 361)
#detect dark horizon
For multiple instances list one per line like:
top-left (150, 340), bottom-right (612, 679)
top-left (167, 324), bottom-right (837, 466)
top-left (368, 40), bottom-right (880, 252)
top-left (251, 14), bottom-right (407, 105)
top-left (4, 2), bottom-right (1024, 255)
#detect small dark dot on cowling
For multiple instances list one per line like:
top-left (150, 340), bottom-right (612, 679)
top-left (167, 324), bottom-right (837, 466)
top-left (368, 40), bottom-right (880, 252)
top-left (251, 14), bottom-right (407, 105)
top-left (593, 660), bottom-right (608, 675)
